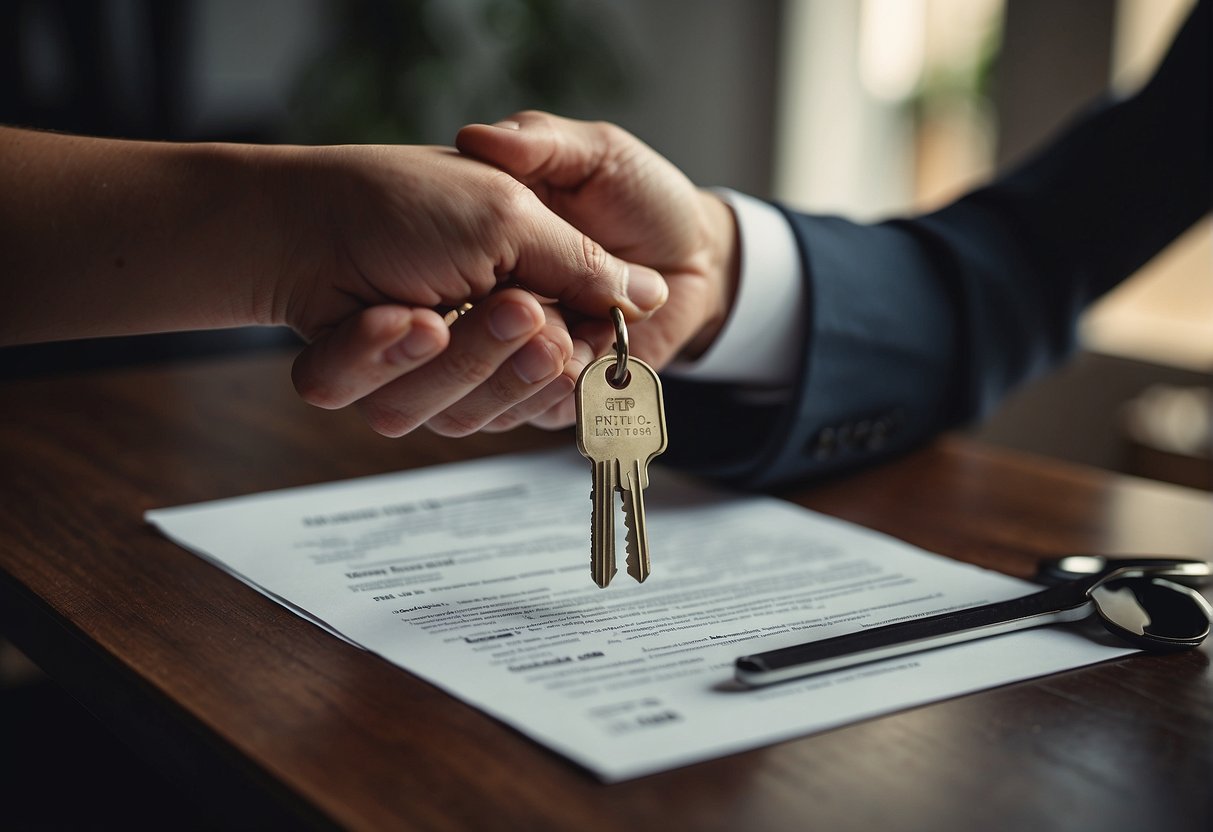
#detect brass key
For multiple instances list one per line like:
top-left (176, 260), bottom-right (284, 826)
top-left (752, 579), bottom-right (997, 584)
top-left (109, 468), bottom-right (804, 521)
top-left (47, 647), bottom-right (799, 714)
top-left (575, 310), bottom-right (668, 587)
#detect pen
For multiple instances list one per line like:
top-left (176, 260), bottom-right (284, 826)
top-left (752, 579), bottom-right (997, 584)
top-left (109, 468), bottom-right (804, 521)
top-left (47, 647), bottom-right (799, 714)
top-left (735, 558), bottom-right (1212, 687)
top-left (734, 586), bottom-right (1094, 687)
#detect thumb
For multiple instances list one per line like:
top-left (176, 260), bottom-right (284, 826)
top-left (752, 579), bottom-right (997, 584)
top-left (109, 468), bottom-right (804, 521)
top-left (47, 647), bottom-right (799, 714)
top-left (508, 203), bottom-right (667, 319)
top-left (456, 110), bottom-right (621, 190)
top-left (460, 112), bottom-right (667, 318)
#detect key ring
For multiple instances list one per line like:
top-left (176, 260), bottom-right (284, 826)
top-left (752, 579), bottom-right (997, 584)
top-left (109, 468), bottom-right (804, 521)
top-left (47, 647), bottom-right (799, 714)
top-left (441, 302), bottom-right (474, 326)
top-left (610, 307), bottom-right (629, 387)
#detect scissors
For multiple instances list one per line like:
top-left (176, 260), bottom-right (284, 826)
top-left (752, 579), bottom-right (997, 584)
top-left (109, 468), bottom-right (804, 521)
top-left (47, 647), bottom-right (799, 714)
top-left (1034, 554), bottom-right (1212, 587)
top-left (736, 556), bottom-right (1213, 687)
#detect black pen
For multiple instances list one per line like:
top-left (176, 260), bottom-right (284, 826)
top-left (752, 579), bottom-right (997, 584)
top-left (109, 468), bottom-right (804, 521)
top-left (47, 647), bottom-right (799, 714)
top-left (735, 557), bottom-right (1212, 687)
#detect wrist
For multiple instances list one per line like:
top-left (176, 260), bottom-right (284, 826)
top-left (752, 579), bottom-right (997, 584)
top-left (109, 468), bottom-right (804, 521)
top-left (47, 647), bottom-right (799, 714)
top-left (250, 143), bottom-right (404, 338)
top-left (141, 139), bottom-right (312, 331)
top-left (680, 189), bottom-right (740, 360)
top-left (218, 141), bottom-right (323, 329)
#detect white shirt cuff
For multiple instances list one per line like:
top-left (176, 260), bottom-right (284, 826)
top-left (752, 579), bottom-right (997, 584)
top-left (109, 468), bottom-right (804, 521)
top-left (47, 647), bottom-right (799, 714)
top-left (666, 188), bottom-right (805, 387)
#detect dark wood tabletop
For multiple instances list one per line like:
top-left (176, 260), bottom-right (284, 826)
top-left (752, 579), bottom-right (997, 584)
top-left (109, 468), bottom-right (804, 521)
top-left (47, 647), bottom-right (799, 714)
top-left (1, 351), bottom-right (1209, 831)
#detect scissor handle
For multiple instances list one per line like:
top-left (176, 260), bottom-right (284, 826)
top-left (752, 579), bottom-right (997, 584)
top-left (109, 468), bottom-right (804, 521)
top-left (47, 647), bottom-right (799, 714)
top-left (1035, 555), bottom-right (1212, 588)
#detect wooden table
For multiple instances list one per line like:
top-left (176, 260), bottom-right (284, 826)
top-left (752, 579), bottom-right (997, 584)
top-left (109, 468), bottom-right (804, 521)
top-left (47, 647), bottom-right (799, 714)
top-left (1, 352), bottom-right (1209, 831)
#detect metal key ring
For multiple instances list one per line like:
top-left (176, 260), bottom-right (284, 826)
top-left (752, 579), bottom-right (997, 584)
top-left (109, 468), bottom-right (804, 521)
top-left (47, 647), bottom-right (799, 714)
top-left (441, 301), bottom-right (474, 326)
top-left (610, 307), bottom-right (629, 387)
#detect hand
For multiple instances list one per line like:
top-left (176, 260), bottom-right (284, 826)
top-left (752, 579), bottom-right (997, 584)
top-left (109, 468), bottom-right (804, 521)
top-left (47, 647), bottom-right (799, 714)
top-left (0, 129), bottom-right (669, 438)
top-left (451, 111), bottom-right (740, 431)
top-left (273, 144), bottom-right (671, 436)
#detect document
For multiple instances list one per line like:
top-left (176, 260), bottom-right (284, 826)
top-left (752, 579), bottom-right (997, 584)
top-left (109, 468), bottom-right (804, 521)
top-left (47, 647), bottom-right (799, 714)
top-left (146, 450), bottom-right (1133, 781)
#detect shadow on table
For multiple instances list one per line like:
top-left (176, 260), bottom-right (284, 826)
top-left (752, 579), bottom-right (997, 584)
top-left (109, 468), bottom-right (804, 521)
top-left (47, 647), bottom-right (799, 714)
top-left (0, 329), bottom-right (302, 381)
top-left (1, 678), bottom-right (219, 830)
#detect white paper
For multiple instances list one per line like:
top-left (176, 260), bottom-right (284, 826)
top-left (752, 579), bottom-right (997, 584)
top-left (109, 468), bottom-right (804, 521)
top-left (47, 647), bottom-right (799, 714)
top-left (146, 449), bottom-right (1133, 781)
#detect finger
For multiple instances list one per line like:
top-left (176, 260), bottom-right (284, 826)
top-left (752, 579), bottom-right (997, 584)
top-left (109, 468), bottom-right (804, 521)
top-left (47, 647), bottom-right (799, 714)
top-left (529, 394), bottom-right (578, 431)
top-left (357, 289), bottom-right (549, 437)
top-left (505, 197), bottom-right (668, 321)
top-left (483, 337), bottom-right (596, 433)
top-left (524, 321), bottom-right (609, 430)
top-left (426, 314), bottom-right (573, 437)
top-left (292, 305), bottom-right (449, 410)
top-left (457, 110), bottom-right (615, 190)
top-left (564, 271), bottom-right (711, 376)
top-left (568, 319), bottom-right (616, 366)
top-left (460, 113), bottom-right (669, 320)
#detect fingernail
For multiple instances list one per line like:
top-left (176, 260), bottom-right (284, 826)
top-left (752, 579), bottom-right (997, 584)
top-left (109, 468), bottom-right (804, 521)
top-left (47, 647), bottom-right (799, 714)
top-left (489, 302), bottom-right (538, 341)
top-left (385, 327), bottom-right (441, 364)
top-left (512, 340), bottom-right (560, 384)
top-left (626, 265), bottom-right (668, 311)
top-left (492, 120), bottom-right (521, 131)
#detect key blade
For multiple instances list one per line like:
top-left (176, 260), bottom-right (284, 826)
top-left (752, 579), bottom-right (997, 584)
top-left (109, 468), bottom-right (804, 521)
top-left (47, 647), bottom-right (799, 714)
top-left (621, 464), bottom-right (650, 583)
top-left (591, 459), bottom-right (617, 588)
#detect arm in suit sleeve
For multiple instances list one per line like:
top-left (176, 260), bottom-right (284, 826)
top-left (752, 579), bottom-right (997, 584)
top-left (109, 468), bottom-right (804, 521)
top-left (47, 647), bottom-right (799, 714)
top-left (662, 0), bottom-right (1210, 489)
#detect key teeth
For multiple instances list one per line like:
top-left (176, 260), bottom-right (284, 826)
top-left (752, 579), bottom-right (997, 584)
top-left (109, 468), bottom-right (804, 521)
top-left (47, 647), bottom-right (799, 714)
top-left (590, 486), bottom-right (603, 588)
top-left (622, 495), bottom-right (648, 584)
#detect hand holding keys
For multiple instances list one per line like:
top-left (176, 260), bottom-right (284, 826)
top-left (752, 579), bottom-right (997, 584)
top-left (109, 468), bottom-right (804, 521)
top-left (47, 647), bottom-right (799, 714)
top-left (575, 309), bottom-right (667, 587)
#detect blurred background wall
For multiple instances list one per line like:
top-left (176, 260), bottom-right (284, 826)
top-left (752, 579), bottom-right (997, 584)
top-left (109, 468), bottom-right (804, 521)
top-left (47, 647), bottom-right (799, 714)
top-left (1, 0), bottom-right (1208, 487)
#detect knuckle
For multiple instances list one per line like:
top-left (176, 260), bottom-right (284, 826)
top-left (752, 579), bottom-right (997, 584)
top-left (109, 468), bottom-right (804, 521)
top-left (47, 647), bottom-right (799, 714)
top-left (486, 171), bottom-right (537, 220)
top-left (547, 327), bottom-right (574, 364)
top-left (360, 400), bottom-right (419, 438)
top-left (487, 365), bottom-right (526, 403)
top-left (532, 412), bottom-right (571, 431)
top-left (532, 399), bottom-right (575, 430)
top-left (594, 120), bottom-right (626, 146)
top-left (591, 122), bottom-right (632, 168)
top-left (292, 366), bottom-right (341, 410)
top-left (427, 410), bottom-right (482, 438)
top-left (442, 349), bottom-right (497, 386)
top-left (292, 375), bottom-right (328, 408)
top-left (579, 234), bottom-right (610, 280)
top-left (485, 371), bottom-right (517, 405)
top-left (487, 411), bottom-right (523, 432)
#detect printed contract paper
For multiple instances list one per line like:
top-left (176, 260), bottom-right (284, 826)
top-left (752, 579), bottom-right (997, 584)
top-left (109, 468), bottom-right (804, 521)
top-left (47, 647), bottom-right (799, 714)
top-left (146, 450), bottom-right (1132, 781)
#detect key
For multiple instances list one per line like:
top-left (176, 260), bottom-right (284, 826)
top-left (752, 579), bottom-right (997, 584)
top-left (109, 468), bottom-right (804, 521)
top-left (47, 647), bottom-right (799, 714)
top-left (575, 353), bottom-right (667, 587)
top-left (589, 455), bottom-right (617, 587)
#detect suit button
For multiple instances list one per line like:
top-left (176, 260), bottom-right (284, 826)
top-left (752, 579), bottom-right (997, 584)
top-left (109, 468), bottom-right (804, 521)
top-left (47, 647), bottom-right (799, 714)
top-left (836, 423), bottom-right (853, 450)
top-left (810, 426), bottom-right (836, 459)
top-left (868, 419), bottom-right (889, 450)
top-left (853, 420), bottom-right (872, 445)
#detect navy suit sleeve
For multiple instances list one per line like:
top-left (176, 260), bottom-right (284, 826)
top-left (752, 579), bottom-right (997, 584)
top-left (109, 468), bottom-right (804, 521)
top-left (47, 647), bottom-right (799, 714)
top-left (662, 0), bottom-right (1210, 489)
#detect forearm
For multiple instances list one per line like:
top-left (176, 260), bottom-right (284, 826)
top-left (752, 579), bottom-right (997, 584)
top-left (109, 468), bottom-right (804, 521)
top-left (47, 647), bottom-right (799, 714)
top-left (0, 127), bottom-right (296, 345)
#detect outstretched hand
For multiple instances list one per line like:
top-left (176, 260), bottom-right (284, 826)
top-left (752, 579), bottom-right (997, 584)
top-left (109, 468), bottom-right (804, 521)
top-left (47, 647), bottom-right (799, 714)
top-left (0, 128), bottom-right (672, 439)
